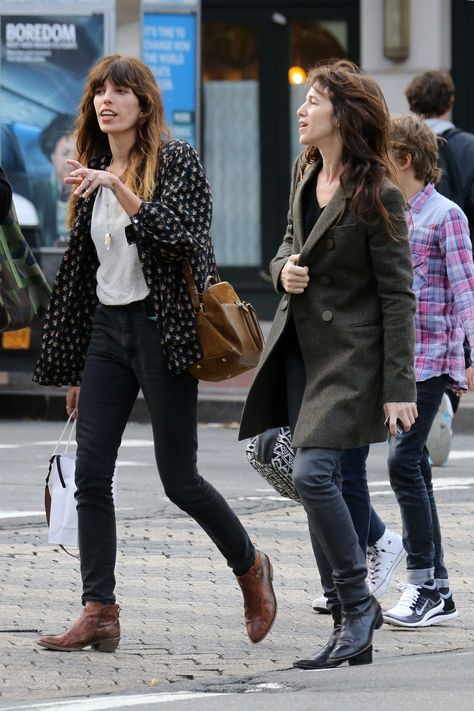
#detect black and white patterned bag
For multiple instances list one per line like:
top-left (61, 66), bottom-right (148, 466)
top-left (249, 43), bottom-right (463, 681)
top-left (245, 427), bottom-right (300, 502)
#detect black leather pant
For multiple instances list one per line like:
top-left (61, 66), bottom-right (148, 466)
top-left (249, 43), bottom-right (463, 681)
top-left (75, 301), bottom-right (255, 604)
top-left (283, 326), bottom-right (369, 609)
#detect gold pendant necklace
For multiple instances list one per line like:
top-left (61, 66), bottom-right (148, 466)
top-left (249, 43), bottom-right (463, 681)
top-left (103, 158), bottom-right (128, 250)
top-left (105, 190), bottom-right (112, 250)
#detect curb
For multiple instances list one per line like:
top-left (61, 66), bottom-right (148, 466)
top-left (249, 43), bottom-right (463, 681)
top-left (0, 388), bottom-right (246, 423)
top-left (1, 388), bottom-right (473, 432)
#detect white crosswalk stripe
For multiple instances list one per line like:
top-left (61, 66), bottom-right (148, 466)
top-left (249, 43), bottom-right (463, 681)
top-left (0, 691), bottom-right (226, 711)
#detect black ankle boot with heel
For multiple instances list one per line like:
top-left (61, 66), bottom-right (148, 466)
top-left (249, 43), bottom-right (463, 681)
top-left (293, 604), bottom-right (375, 670)
top-left (293, 597), bottom-right (381, 671)
top-left (293, 605), bottom-right (342, 670)
top-left (327, 595), bottom-right (382, 665)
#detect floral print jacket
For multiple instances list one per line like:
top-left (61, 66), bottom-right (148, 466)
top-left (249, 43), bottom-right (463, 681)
top-left (33, 140), bottom-right (217, 386)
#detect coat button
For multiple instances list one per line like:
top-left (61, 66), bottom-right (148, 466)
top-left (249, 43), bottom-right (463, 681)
top-left (320, 275), bottom-right (331, 285)
top-left (326, 238), bottom-right (335, 250)
top-left (322, 310), bottom-right (333, 322)
top-left (280, 300), bottom-right (288, 310)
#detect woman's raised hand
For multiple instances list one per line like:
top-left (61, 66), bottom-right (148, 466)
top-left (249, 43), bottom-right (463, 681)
top-left (280, 254), bottom-right (310, 294)
top-left (65, 159), bottom-right (118, 197)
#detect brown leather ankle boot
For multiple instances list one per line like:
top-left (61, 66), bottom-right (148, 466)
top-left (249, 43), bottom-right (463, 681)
top-left (236, 550), bottom-right (277, 643)
top-left (37, 602), bottom-right (120, 652)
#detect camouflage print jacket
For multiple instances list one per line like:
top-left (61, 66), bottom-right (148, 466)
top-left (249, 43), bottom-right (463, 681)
top-left (33, 140), bottom-right (217, 386)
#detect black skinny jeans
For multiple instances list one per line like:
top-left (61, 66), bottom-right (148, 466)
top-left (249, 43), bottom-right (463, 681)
top-left (387, 375), bottom-right (449, 586)
top-left (75, 301), bottom-right (255, 604)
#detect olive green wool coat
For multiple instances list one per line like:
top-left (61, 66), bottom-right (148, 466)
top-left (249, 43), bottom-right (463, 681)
top-left (239, 159), bottom-right (417, 449)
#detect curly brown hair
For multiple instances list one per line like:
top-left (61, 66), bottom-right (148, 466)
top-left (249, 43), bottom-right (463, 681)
top-left (391, 114), bottom-right (441, 185)
top-left (303, 59), bottom-right (400, 234)
top-left (68, 55), bottom-right (170, 226)
top-left (405, 70), bottom-right (455, 118)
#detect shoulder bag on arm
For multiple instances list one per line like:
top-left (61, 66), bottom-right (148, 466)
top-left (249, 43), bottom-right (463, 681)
top-left (182, 258), bottom-right (264, 382)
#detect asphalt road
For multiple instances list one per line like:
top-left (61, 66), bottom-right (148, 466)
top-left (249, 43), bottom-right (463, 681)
top-left (1, 420), bottom-right (473, 520)
top-left (0, 651), bottom-right (473, 711)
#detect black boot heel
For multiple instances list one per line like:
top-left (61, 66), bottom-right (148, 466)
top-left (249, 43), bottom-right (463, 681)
top-left (348, 645), bottom-right (373, 666)
top-left (328, 597), bottom-right (382, 665)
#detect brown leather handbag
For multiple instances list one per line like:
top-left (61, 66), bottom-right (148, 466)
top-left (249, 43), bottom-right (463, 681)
top-left (182, 258), bottom-right (264, 381)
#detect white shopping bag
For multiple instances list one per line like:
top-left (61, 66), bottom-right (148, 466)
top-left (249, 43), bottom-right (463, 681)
top-left (48, 451), bottom-right (78, 546)
top-left (45, 414), bottom-right (117, 549)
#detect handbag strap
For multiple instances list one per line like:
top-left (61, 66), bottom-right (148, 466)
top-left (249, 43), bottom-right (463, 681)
top-left (182, 259), bottom-right (221, 313)
top-left (51, 412), bottom-right (77, 456)
top-left (182, 258), bottom-right (201, 312)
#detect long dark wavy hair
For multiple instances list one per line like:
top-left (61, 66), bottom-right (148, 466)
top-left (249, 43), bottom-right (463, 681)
top-left (68, 54), bottom-right (170, 226)
top-left (303, 59), bottom-right (401, 234)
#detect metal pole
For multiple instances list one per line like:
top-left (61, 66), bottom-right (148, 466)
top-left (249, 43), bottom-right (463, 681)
top-left (115, 0), bottom-right (142, 56)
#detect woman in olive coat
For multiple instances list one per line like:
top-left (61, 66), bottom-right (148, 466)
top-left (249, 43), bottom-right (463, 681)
top-left (240, 60), bottom-right (418, 668)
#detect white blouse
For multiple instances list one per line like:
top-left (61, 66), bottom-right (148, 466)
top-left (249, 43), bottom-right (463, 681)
top-left (91, 186), bottom-right (150, 305)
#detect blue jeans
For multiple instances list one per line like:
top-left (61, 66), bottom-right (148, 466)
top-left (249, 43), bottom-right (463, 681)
top-left (75, 301), bottom-right (255, 604)
top-left (368, 506), bottom-right (386, 547)
top-left (387, 375), bottom-right (449, 587)
top-left (341, 447), bottom-right (385, 554)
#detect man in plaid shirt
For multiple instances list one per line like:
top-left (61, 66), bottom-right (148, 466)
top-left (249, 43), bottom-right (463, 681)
top-left (383, 114), bottom-right (474, 628)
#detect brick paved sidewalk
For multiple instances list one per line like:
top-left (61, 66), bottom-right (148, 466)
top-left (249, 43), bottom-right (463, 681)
top-left (1, 489), bottom-right (473, 706)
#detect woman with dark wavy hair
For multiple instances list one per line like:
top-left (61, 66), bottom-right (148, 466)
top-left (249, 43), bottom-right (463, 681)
top-left (33, 55), bottom-right (276, 652)
top-left (240, 59), bottom-right (417, 668)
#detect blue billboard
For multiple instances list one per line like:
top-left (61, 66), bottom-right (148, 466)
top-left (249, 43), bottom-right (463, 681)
top-left (143, 12), bottom-right (197, 147)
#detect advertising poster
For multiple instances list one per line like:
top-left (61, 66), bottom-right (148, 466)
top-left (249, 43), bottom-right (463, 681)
top-left (0, 13), bottom-right (105, 253)
top-left (143, 12), bottom-right (197, 147)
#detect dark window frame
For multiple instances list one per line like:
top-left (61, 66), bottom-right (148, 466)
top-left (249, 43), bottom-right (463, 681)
top-left (202, 0), bottom-right (360, 317)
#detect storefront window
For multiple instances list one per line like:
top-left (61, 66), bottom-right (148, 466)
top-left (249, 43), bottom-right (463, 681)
top-left (202, 22), bottom-right (260, 266)
top-left (289, 21), bottom-right (347, 162)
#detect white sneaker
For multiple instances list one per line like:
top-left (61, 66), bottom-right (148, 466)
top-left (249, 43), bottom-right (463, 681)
top-left (383, 583), bottom-right (444, 627)
top-left (311, 595), bottom-right (330, 614)
top-left (428, 589), bottom-right (459, 624)
top-left (367, 529), bottom-right (406, 598)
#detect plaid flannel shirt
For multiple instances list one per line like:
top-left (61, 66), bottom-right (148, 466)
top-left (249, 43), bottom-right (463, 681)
top-left (407, 183), bottom-right (474, 389)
